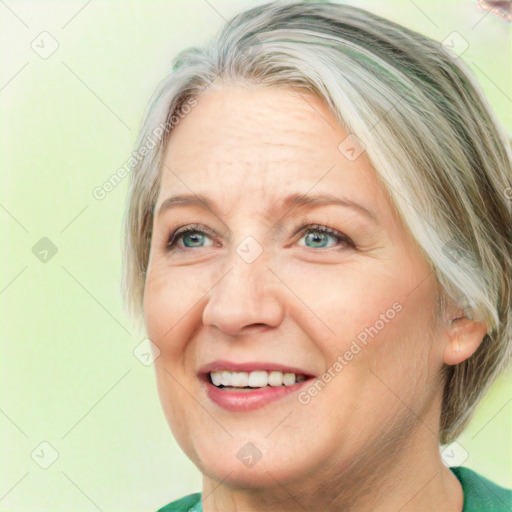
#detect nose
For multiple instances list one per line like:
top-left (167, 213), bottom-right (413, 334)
top-left (202, 253), bottom-right (285, 336)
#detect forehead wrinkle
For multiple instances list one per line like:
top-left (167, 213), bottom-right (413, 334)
top-left (156, 188), bottom-right (379, 233)
top-left (166, 91), bottom-right (337, 159)
top-left (159, 86), bottom-right (378, 229)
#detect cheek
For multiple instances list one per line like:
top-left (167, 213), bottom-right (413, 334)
top-left (143, 261), bottom-right (208, 349)
top-left (353, 273), bottom-right (442, 407)
top-left (277, 259), bottom-right (375, 326)
top-left (277, 258), bottom-right (405, 354)
top-left (289, 250), bottom-right (439, 373)
top-left (144, 264), bottom-right (205, 454)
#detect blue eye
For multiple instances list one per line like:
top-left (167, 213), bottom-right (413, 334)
top-left (167, 225), bottom-right (215, 250)
top-left (166, 223), bottom-right (353, 251)
top-left (299, 225), bottom-right (352, 249)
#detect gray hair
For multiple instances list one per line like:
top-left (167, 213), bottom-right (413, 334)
top-left (121, 0), bottom-right (512, 444)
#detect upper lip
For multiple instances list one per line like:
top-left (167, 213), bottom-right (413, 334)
top-left (198, 360), bottom-right (316, 378)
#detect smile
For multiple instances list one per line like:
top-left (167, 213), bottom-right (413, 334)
top-left (210, 370), bottom-right (308, 388)
top-left (199, 361), bottom-right (316, 412)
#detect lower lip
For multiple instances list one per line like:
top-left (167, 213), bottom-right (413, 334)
top-left (204, 378), bottom-right (311, 412)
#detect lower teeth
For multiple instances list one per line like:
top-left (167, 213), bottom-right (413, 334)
top-left (215, 385), bottom-right (291, 391)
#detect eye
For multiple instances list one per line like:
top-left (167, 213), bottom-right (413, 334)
top-left (165, 223), bottom-right (354, 252)
top-left (297, 224), bottom-right (354, 250)
top-left (166, 224), bottom-right (216, 251)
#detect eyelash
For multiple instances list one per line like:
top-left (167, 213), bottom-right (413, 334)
top-left (165, 223), bottom-right (354, 252)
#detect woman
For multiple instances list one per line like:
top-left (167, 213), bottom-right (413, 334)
top-left (121, 1), bottom-right (512, 511)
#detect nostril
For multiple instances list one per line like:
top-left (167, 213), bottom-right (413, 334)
top-left (245, 323), bottom-right (269, 332)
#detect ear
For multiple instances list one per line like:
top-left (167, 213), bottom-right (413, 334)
top-left (442, 316), bottom-right (488, 365)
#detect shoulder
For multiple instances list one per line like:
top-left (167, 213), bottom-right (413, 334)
top-left (450, 466), bottom-right (512, 512)
top-left (156, 492), bottom-right (202, 512)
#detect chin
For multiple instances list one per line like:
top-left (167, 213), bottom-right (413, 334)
top-left (188, 437), bottom-right (328, 489)
top-left (200, 458), bottom-right (303, 488)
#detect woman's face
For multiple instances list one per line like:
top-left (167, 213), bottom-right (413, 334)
top-left (144, 85), bottom-right (446, 488)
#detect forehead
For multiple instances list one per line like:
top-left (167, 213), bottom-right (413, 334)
top-left (165, 86), bottom-right (344, 162)
top-left (157, 85), bottom-right (388, 218)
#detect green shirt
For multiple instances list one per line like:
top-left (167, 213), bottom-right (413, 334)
top-left (157, 466), bottom-right (512, 511)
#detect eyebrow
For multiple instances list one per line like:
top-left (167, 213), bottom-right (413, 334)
top-left (156, 192), bottom-right (378, 224)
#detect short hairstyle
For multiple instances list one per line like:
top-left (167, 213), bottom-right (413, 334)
top-left (121, 0), bottom-right (512, 444)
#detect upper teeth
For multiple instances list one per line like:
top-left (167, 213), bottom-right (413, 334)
top-left (210, 370), bottom-right (307, 388)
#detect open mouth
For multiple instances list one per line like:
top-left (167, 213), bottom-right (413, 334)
top-left (198, 362), bottom-right (316, 411)
top-left (207, 370), bottom-right (311, 391)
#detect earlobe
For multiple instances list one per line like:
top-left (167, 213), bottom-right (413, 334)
top-left (442, 317), bottom-right (488, 365)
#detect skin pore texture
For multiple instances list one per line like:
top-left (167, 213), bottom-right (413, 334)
top-left (143, 85), bottom-right (488, 512)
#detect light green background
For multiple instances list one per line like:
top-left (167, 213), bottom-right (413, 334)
top-left (1, 1), bottom-right (510, 511)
